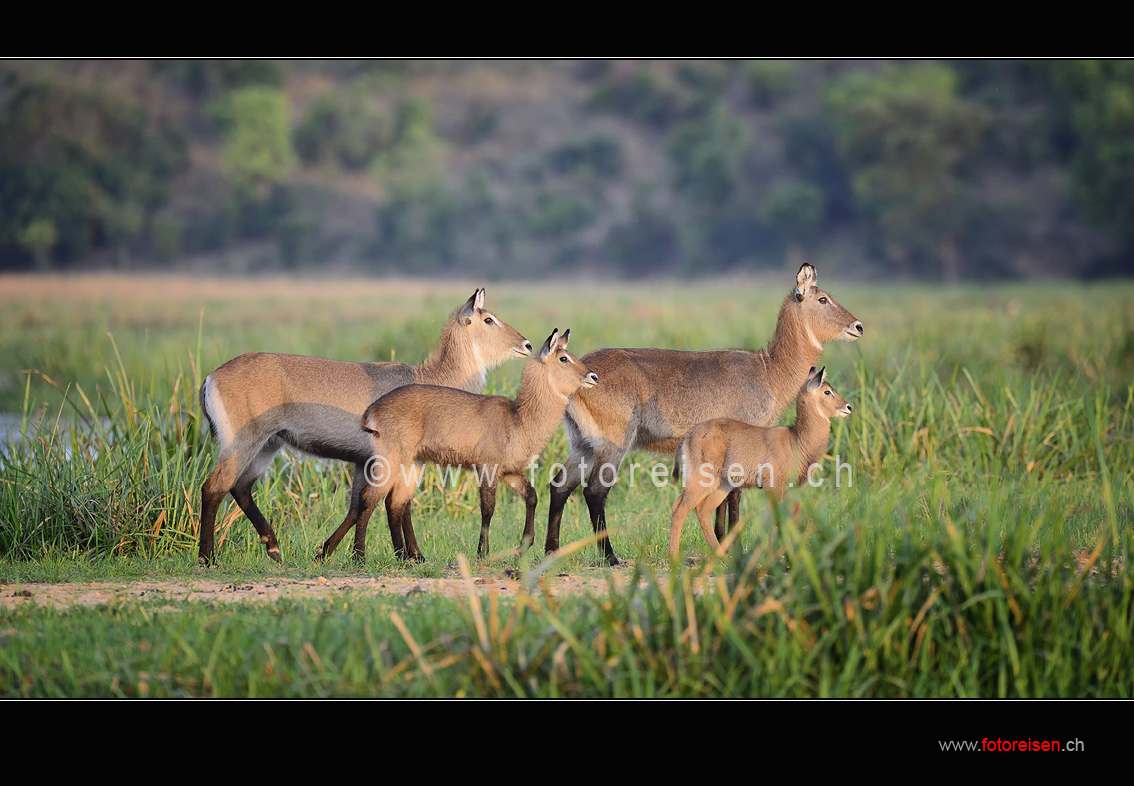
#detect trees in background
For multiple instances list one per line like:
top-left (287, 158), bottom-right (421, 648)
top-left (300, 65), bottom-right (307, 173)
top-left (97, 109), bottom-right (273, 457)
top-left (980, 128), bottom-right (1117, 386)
top-left (1, 59), bottom-right (1131, 279)
top-left (825, 63), bottom-right (989, 282)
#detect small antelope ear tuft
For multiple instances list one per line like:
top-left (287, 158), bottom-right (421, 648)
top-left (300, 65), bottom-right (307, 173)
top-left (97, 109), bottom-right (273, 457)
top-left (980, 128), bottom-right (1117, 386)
top-left (819, 366), bottom-right (827, 385)
top-left (540, 329), bottom-right (559, 361)
top-left (474, 288), bottom-right (485, 311)
top-left (795, 263), bottom-right (817, 300)
top-left (558, 328), bottom-right (571, 348)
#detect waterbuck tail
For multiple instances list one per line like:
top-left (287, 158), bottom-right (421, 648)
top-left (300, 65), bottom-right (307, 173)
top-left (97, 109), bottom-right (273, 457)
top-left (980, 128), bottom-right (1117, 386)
top-left (361, 411), bottom-right (380, 437)
top-left (200, 377), bottom-right (218, 441)
top-left (673, 437), bottom-right (689, 483)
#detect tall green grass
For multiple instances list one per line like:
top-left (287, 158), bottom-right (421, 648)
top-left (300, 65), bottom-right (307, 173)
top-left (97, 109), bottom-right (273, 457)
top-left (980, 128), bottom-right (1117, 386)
top-left (1, 275), bottom-right (1132, 696)
top-left (2, 277), bottom-right (1130, 565)
top-left (3, 509), bottom-right (1131, 697)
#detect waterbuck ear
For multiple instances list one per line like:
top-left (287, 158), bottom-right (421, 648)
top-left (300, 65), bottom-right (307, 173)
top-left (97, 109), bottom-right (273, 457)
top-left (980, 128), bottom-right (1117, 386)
top-left (806, 366), bottom-right (825, 392)
top-left (540, 329), bottom-right (560, 362)
top-left (795, 263), bottom-right (817, 302)
top-left (558, 328), bottom-right (571, 349)
top-left (458, 290), bottom-right (479, 325)
top-left (474, 288), bottom-right (485, 311)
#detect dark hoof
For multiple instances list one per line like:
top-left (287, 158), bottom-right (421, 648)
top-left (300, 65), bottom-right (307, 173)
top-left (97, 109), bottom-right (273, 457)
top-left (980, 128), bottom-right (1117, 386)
top-left (267, 547), bottom-right (282, 564)
top-left (605, 554), bottom-right (621, 567)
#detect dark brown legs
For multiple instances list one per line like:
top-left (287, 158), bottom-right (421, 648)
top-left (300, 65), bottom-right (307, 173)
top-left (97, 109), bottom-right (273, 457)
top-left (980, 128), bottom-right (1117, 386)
top-left (582, 481), bottom-right (620, 566)
top-left (545, 464), bottom-right (581, 555)
top-left (317, 464), bottom-right (423, 563)
top-left (199, 456), bottom-right (280, 565)
top-left (712, 488), bottom-right (741, 543)
top-left (545, 451), bottom-right (620, 566)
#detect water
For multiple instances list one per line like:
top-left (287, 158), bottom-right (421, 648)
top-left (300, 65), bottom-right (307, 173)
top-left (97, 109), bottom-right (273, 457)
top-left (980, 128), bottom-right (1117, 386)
top-left (0, 413), bottom-right (27, 457)
top-left (0, 412), bottom-right (113, 462)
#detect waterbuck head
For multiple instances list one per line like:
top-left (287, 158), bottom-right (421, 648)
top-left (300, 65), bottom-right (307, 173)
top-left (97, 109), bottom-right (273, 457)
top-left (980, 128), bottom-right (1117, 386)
top-left (455, 288), bottom-right (533, 363)
top-left (534, 328), bottom-right (599, 400)
top-left (793, 264), bottom-right (864, 347)
top-left (804, 366), bottom-right (852, 419)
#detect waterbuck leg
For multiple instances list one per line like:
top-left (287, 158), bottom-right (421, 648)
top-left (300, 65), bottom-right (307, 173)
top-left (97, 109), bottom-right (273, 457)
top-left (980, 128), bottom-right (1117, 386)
top-left (545, 450), bottom-right (589, 554)
top-left (713, 488), bottom-right (743, 542)
top-left (318, 464), bottom-right (374, 561)
top-left (583, 481), bottom-right (620, 567)
top-left (352, 463), bottom-right (391, 562)
top-left (383, 494), bottom-right (406, 558)
top-left (386, 478), bottom-right (422, 562)
top-left (231, 477), bottom-right (281, 563)
top-left (713, 502), bottom-right (727, 543)
top-left (399, 501), bottom-right (423, 562)
top-left (669, 490), bottom-right (701, 560)
top-left (351, 496), bottom-right (372, 563)
top-left (503, 472), bottom-right (538, 554)
top-left (198, 458), bottom-right (240, 565)
top-left (477, 481), bottom-right (498, 559)
top-left (695, 488), bottom-right (731, 556)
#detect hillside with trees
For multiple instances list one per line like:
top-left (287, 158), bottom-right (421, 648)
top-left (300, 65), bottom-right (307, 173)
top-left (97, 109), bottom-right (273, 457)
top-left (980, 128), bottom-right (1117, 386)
top-left (2, 59), bottom-right (1132, 280)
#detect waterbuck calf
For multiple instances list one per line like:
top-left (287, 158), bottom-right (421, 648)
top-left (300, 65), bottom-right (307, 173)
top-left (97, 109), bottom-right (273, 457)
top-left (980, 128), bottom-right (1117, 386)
top-left (546, 264), bottom-right (862, 565)
top-left (669, 366), bottom-right (851, 558)
top-left (198, 289), bottom-right (531, 564)
top-left (317, 329), bottom-right (598, 562)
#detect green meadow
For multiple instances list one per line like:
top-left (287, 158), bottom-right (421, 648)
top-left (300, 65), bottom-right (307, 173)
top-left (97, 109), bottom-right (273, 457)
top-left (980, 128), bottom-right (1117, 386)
top-left (1, 272), bottom-right (1132, 698)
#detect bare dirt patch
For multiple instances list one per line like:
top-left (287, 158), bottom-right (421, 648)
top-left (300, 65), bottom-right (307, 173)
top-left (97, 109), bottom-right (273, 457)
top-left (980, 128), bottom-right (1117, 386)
top-left (0, 571), bottom-right (650, 610)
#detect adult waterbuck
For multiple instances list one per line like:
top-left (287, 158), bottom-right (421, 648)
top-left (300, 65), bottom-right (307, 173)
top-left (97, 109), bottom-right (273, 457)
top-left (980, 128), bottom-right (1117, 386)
top-left (669, 366), bottom-right (851, 558)
top-left (198, 289), bottom-right (531, 564)
top-left (316, 329), bottom-right (597, 563)
top-left (545, 264), bottom-right (862, 565)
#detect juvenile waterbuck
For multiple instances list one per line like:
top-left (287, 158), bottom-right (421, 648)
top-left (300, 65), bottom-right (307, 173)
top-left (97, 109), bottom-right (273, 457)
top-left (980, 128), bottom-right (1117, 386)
top-left (545, 264), bottom-right (862, 565)
top-left (669, 366), bottom-right (851, 558)
top-left (198, 289), bottom-right (531, 564)
top-left (317, 329), bottom-right (597, 563)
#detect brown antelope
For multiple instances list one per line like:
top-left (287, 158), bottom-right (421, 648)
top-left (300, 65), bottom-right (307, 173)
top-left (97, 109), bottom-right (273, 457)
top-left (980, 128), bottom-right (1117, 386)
top-left (669, 366), bottom-right (851, 558)
top-left (545, 264), bottom-right (862, 565)
top-left (198, 289), bottom-right (531, 564)
top-left (317, 329), bottom-right (598, 563)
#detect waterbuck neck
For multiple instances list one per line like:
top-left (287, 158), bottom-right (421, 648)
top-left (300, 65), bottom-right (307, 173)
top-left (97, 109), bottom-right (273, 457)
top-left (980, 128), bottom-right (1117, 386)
top-left (761, 294), bottom-right (825, 422)
top-left (413, 319), bottom-right (486, 393)
top-left (790, 393), bottom-right (833, 480)
top-left (513, 361), bottom-right (574, 459)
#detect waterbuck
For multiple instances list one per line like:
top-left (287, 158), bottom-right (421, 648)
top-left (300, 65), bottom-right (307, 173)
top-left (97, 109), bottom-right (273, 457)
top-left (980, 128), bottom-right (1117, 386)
top-left (198, 289), bottom-right (531, 564)
top-left (316, 329), bottom-right (598, 563)
top-left (545, 264), bottom-right (862, 565)
top-left (669, 366), bottom-right (851, 558)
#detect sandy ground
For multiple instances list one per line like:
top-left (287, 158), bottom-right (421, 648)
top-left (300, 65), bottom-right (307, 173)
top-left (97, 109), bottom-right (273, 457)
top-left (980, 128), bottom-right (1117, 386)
top-left (0, 571), bottom-right (654, 610)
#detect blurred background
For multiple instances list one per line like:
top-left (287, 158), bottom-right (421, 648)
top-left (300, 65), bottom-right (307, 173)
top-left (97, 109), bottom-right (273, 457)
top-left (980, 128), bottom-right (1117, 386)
top-left (3, 58), bottom-right (1133, 282)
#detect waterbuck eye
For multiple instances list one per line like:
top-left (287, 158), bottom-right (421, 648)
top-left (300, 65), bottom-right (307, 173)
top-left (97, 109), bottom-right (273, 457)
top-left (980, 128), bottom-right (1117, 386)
top-left (559, 355), bottom-right (569, 363)
top-left (824, 390), bottom-right (831, 395)
top-left (484, 317), bottom-right (495, 325)
top-left (819, 297), bottom-right (828, 305)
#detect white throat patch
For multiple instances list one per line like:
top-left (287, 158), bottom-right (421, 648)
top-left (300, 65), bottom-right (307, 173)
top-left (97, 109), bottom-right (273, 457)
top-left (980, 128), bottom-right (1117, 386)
top-left (805, 325), bottom-right (823, 352)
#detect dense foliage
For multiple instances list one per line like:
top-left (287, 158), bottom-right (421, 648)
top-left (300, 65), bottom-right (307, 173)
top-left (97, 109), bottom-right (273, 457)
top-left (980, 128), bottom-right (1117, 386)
top-left (2, 59), bottom-right (1133, 279)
